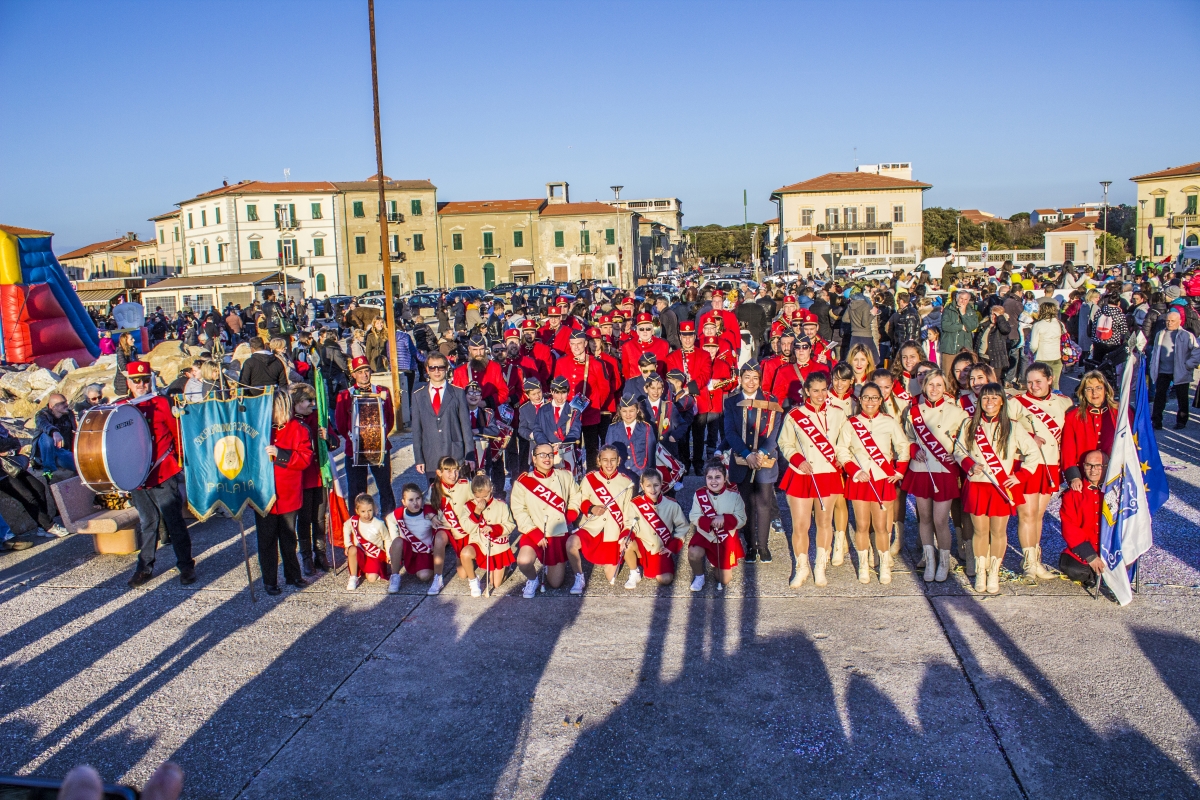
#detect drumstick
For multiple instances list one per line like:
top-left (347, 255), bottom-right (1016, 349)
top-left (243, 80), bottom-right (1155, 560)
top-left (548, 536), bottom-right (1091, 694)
top-left (540, 513), bottom-right (549, 593)
top-left (808, 469), bottom-right (826, 512)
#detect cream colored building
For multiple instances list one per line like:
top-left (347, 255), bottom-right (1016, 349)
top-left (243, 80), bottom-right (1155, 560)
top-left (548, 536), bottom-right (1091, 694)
top-left (437, 198), bottom-right (545, 288)
top-left (58, 234), bottom-right (142, 281)
top-left (606, 195), bottom-right (684, 271)
top-left (771, 163), bottom-right (930, 273)
top-left (148, 210), bottom-right (185, 276)
top-left (1044, 218), bottom-right (1098, 265)
top-left (333, 176), bottom-right (439, 295)
top-left (1131, 161), bottom-right (1200, 258)
top-left (536, 183), bottom-right (643, 285)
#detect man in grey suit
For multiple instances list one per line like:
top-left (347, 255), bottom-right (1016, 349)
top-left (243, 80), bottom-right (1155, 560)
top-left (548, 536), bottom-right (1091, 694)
top-left (411, 352), bottom-right (473, 484)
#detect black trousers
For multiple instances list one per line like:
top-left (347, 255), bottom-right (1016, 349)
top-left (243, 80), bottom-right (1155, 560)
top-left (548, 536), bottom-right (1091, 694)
top-left (346, 450), bottom-right (396, 515)
top-left (0, 472), bottom-right (54, 530)
top-left (1058, 552), bottom-right (1097, 587)
top-left (692, 413), bottom-right (722, 471)
top-left (1153, 374), bottom-right (1190, 427)
top-left (130, 473), bottom-right (193, 573)
top-left (296, 485), bottom-right (327, 559)
top-left (737, 479), bottom-right (776, 551)
top-left (582, 422), bottom-right (603, 471)
top-left (254, 510), bottom-right (301, 587)
top-left (516, 436), bottom-right (531, 476)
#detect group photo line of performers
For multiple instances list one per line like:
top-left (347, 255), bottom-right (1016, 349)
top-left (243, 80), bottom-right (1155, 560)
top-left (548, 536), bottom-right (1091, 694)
top-left (112, 293), bottom-right (1114, 599)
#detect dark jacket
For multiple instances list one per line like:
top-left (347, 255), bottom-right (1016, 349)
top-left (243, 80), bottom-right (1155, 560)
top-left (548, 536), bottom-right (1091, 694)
top-left (890, 303), bottom-right (922, 348)
top-left (35, 408), bottom-right (76, 452)
top-left (411, 381), bottom-right (473, 468)
top-left (735, 300), bottom-right (768, 346)
top-left (1002, 295), bottom-right (1024, 341)
top-left (658, 307), bottom-right (681, 350)
top-left (756, 295), bottom-right (777, 322)
top-left (238, 352), bottom-right (288, 396)
top-left (977, 314), bottom-right (1012, 374)
top-left (722, 390), bottom-right (783, 484)
top-left (939, 303), bottom-right (981, 355)
top-left (808, 298), bottom-right (833, 341)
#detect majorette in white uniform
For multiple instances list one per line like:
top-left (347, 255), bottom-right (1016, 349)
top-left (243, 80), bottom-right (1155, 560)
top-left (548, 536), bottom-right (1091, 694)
top-left (1007, 390), bottom-right (1072, 494)
top-left (686, 485), bottom-right (747, 570)
top-left (778, 399), bottom-right (847, 499)
top-left (576, 468), bottom-right (635, 566)
top-left (900, 395), bottom-right (969, 499)
top-left (954, 416), bottom-right (1040, 517)
top-left (624, 492), bottom-right (689, 580)
top-left (834, 411), bottom-right (910, 503)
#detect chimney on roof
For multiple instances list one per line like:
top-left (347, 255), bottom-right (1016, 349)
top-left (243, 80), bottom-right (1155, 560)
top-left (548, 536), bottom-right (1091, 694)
top-left (126, 232), bottom-right (137, 241)
top-left (223, 180), bottom-right (228, 187)
top-left (546, 182), bottom-right (569, 205)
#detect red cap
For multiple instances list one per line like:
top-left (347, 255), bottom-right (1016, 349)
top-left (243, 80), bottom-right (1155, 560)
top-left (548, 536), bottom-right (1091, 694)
top-left (123, 360), bottom-right (152, 378)
top-left (504, 328), bottom-right (520, 341)
top-left (547, 306), bottom-right (561, 317)
top-left (769, 321), bottom-right (787, 337)
top-left (636, 312), bottom-right (654, 325)
top-left (611, 311), bottom-right (626, 321)
top-left (619, 298), bottom-right (634, 308)
top-left (701, 334), bottom-right (721, 347)
top-left (598, 313), bottom-right (613, 325)
top-left (783, 295), bottom-right (798, 304)
top-left (520, 319), bottom-right (537, 330)
top-left (679, 320), bottom-right (696, 334)
top-left (350, 355), bottom-right (371, 372)
top-left (586, 326), bottom-right (603, 339)
top-left (797, 309), bottom-right (818, 324)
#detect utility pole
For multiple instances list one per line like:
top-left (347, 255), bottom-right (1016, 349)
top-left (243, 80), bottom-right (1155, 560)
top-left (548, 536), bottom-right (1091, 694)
top-left (1100, 180), bottom-right (1112, 268)
top-left (368, 0), bottom-right (402, 422)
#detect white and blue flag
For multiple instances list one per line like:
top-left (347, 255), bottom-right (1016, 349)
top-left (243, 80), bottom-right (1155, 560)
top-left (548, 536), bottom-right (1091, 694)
top-left (1099, 350), bottom-right (1155, 605)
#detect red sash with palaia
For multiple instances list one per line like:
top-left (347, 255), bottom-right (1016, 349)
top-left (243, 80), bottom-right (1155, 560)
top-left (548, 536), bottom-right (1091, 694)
top-left (959, 392), bottom-right (976, 416)
top-left (695, 489), bottom-right (733, 542)
top-left (350, 518), bottom-right (385, 560)
top-left (391, 512), bottom-right (432, 554)
top-left (788, 406), bottom-right (838, 469)
top-left (1013, 394), bottom-right (1063, 443)
top-left (848, 416), bottom-right (897, 478)
top-left (909, 400), bottom-right (956, 469)
top-left (586, 473), bottom-right (625, 530)
top-left (632, 494), bottom-right (675, 550)
top-left (517, 472), bottom-right (569, 518)
top-left (439, 492), bottom-right (471, 540)
top-left (973, 424), bottom-right (1015, 505)
top-left (894, 376), bottom-right (913, 405)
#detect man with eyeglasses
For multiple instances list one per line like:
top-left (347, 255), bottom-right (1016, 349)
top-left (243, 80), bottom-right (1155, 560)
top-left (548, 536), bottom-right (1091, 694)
top-left (770, 336), bottom-right (830, 409)
top-left (510, 442), bottom-right (582, 597)
top-left (73, 383), bottom-right (106, 418)
top-left (619, 312), bottom-right (669, 381)
top-left (120, 360), bottom-right (195, 589)
top-left (1057, 449), bottom-right (1108, 588)
top-left (410, 353), bottom-right (472, 489)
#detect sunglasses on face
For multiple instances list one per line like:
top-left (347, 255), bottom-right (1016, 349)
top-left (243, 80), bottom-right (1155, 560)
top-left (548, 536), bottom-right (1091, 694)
top-left (427, 365), bottom-right (447, 371)
top-left (798, 344), bottom-right (812, 350)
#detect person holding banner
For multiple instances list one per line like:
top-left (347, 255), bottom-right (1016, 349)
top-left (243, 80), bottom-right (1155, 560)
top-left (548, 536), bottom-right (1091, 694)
top-left (121, 360), bottom-right (196, 589)
top-left (1058, 450), bottom-right (1107, 587)
top-left (1010, 363), bottom-right (1074, 580)
top-left (687, 458), bottom-right (747, 591)
top-left (292, 384), bottom-right (335, 575)
top-left (954, 383), bottom-right (1040, 594)
top-left (900, 369), bottom-right (968, 583)
top-left (427, 456), bottom-right (475, 597)
top-left (622, 468), bottom-right (690, 588)
top-left (254, 389), bottom-right (314, 595)
top-left (385, 483), bottom-right (436, 591)
top-left (511, 444), bottom-right (583, 598)
top-left (465, 474), bottom-right (517, 596)
top-left (334, 355), bottom-right (396, 515)
top-left (778, 372), bottom-right (845, 587)
top-left (569, 445), bottom-right (636, 591)
top-left (834, 382), bottom-right (909, 585)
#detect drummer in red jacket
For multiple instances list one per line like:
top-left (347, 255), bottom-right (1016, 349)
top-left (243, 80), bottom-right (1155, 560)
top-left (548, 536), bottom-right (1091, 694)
top-left (121, 360), bottom-right (195, 589)
top-left (334, 356), bottom-right (396, 515)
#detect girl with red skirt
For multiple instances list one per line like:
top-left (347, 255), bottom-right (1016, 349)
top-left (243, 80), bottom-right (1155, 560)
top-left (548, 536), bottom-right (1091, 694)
top-left (466, 474), bottom-right (517, 596)
top-left (825, 363), bottom-right (858, 566)
top-left (686, 458), bottom-right (747, 591)
top-left (427, 456), bottom-right (475, 596)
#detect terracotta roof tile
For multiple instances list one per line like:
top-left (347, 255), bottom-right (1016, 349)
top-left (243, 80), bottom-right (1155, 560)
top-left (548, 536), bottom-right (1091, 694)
top-left (182, 180), bottom-right (340, 204)
top-left (540, 201), bottom-right (633, 216)
top-left (1131, 161), bottom-right (1200, 181)
top-left (149, 210), bottom-right (181, 221)
top-left (772, 172), bottom-right (931, 195)
top-left (1050, 220), bottom-right (1097, 233)
top-left (764, 217), bottom-right (779, 224)
top-left (437, 199), bottom-right (546, 215)
top-left (789, 233), bottom-right (828, 243)
top-left (143, 271), bottom-right (305, 290)
top-left (1033, 209), bottom-right (1059, 214)
top-left (334, 179), bottom-right (436, 191)
top-left (58, 237), bottom-right (141, 260)
top-left (0, 224), bottom-right (53, 237)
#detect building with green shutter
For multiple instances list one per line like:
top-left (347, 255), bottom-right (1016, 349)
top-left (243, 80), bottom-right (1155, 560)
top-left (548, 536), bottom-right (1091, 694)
top-left (333, 175), bottom-right (439, 295)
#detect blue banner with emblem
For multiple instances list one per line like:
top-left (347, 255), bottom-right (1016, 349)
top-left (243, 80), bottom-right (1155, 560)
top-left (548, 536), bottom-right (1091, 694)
top-left (179, 393), bottom-right (276, 521)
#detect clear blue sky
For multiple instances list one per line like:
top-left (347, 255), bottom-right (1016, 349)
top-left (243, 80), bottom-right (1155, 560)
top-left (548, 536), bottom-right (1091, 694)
top-left (2, 0), bottom-right (1196, 253)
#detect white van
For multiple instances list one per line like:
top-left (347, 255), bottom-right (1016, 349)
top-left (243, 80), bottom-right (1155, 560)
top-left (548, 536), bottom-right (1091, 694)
top-left (915, 256), bottom-right (953, 280)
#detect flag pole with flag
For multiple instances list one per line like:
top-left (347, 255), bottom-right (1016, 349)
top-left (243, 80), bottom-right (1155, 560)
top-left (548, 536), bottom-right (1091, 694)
top-left (1098, 348), bottom-right (1157, 605)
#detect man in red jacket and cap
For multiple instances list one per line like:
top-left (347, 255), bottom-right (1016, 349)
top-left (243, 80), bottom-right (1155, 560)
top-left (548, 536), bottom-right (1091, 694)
top-left (452, 332), bottom-right (509, 410)
top-left (1058, 449), bottom-right (1108, 588)
top-left (665, 320), bottom-right (712, 393)
top-left (698, 292), bottom-right (742, 355)
top-left (539, 306), bottom-right (573, 355)
top-left (620, 312), bottom-right (670, 380)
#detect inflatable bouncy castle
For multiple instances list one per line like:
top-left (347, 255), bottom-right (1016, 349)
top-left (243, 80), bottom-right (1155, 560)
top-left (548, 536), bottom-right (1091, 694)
top-left (0, 225), bottom-right (100, 367)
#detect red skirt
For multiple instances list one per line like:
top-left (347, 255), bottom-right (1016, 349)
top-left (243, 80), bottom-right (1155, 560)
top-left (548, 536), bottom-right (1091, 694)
top-left (900, 468), bottom-right (961, 500)
top-left (636, 537), bottom-right (681, 578)
top-left (399, 544), bottom-right (433, 574)
top-left (448, 532), bottom-right (473, 558)
top-left (962, 479), bottom-right (1023, 517)
top-left (471, 541), bottom-right (515, 571)
top-left (688, 532), bottom-right (744, 570)
top-left (844, 474), bottom-right (898, 503)
top-left (780, 468), bottom-right (844, 499)
top-left (518, 530), bottom-right (568, 567)
top-left (577, 530), bottom-right (621, 566)
top-left (1020, 464), bottom-right (1061, 495)
top-left (352, 545), bottom-right (390, 577)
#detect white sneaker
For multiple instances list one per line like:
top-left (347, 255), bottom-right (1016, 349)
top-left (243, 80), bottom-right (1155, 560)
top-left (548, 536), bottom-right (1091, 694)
top-left (427, 574), bottom-right (444, 596)
top-left (469, 577), bottom-right (482, 597)
top-left (690, 575), bottom-right (705, 592)
top-left (522, 578), bottom-right (539, 598)
top-left (346, 575), bottom-right (360, 591)
top-left (387, 574), bottom-right (401, 594)
top-left (46, 524), bottom-right (70, 538)
top-left (570, 573), bottom-right (585, 595)
top-left (624, 568), bottom-right (642, 590)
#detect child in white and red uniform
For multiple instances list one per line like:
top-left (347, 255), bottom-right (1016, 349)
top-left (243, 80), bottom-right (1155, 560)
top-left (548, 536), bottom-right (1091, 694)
top-left (385, 483), bottom-right (436, 592)
top-left (344, 493), bottom-right (390, 590)
top-left (686, 459), bottom-right (747, 592)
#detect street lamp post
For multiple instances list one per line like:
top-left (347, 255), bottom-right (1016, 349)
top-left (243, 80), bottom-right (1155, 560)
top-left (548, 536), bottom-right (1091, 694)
top-left (1138, 199), bottom-right (1147, 261)
top-left (1100, 180), bottom-right (1112, 269)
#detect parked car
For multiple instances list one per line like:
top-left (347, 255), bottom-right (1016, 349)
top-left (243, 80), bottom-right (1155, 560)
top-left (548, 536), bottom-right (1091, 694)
top-left (445, 288), bottom-right (488, 306)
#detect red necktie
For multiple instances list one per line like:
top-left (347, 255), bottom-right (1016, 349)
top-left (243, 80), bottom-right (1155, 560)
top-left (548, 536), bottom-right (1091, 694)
top-left (432, 387), bottom-right (442, 415)
top-left (626, 426), bottom-right (634, 439)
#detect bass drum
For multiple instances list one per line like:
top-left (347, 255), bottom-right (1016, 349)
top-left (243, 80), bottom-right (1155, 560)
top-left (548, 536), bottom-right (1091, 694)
top-left (74, 405), bottom-right (154, 493)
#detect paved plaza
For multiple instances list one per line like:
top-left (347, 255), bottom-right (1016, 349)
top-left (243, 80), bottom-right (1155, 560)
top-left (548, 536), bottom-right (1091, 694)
top-left (2, 418), bottom-right (1199, 799)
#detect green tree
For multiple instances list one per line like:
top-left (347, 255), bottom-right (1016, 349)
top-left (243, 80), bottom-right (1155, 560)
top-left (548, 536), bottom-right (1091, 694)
top-left (1009, 211), bottom-right (1031, 224)
top-left (1097, 231), bottom-right (1128, 265)
top-left (687, 224), bottom-right (768, 263)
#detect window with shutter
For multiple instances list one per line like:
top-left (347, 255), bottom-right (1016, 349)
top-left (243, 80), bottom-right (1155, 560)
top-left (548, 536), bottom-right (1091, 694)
top-left (411, 199), bottom-right (422, 216)
top-left (358, 275), bottom-right (368, 289)
top-left (865, 206), bottom-right (876, 225)
top-left (1154, 237), bottom-right (1164, 256)
top-left (1187, 195), bottom-right (1198, 215)
top-left (313, 239), bottom-right (325, 257)
top-left (187, 213), bottom-right (193, 229)
top-left (203, 245), bottom-right (210, 263)
top-left (311, 202), bottom-right (323, 219)
top-left (189, 248), bottom-right (196, 264)
top-left (893, 205), bottom-right (904, 223)
top-left (316, 273), bottom-right (326, 292)
top-left (249, 241), bottom-right (262, 259)
top-left (1155, 197), bottom-right (1165, 217)
top-left (554, 231), bottom-right (564, 248)
top-left (452, 233), bottom-right (463, 250)
top-left (580, 230), bottom-right (590, 251)
top-left (391, 234), bottom-right (399, 253)
top-left (159, 229), bottom-right (164, 244)
top-left (201, 210), bottom-right (207, 226)
top-left (454, 264), bottom-right (465, 283)
top-left (413, 233), bottom-right (424, 251)
top-left (513, 230), bottom-right (523, 248)
top-left (355, 236), bottom-right (366, 254)
top-left (353, 201), bottom-right (365, 218)
top-left (246, 204), bottom-right (258, 221)
top-left (483, 232), bottom-right (494, 254)
top-left (215, 207), bottom-right (221, 224)
top-left (605, 228), bottom-right (615, 245)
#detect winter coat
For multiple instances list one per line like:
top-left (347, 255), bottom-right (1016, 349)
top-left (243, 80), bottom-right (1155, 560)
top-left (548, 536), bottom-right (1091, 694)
top-left (1149, 327), bottom-right (1200, 384)
top-left (939, 304), bottom-right (980, 355)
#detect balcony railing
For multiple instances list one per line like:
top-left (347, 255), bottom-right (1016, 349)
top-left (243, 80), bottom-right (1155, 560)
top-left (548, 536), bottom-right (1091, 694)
top-left (378, 252), bottom-right (407, 262)
top-left (275, 217), bottom-right (300, 230)
top-left (276, 256), bottom-right (305, 267)
top-left (817, 221), bottom-right (893, 234)
top-left (478, 247), bottom-right (501, 258)
top-left (1169, 214), bottom-right (1199, 228)
top-left (379, 212), bottom-right (405, 223)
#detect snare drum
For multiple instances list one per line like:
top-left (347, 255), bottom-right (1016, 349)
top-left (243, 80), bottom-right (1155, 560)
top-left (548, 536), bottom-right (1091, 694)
top-left (352, 394), bottom-right (386, 467)
top-left (74, 405), bottom-right (154, 492)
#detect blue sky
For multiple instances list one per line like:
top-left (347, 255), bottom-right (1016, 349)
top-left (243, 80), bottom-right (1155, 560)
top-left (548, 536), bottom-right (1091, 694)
top-left (1, 0), bottom-right (1196, 253)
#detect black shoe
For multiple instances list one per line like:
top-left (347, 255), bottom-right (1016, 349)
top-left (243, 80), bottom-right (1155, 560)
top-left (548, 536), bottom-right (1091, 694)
top-left (128, 569), bottom-right (154, 588)
top-left (745, 547), bottom-right (759, 563)
top-left (301, 555), bottom-right (315, 576)
top-left (1152, 423), bottom-right (1163, 430)
top-left (286, 576), bottom-right (312, 588)
top-left (1175, 422), bottom-right (1188, 430)
top-left (313, 551), bottom-right (331, 571)
top-left (759, 547), bottom-right (773, 563)
top-left (265, 584), bottom-right (282, 596)
top-left (179, 567), bottom-right (197, 585)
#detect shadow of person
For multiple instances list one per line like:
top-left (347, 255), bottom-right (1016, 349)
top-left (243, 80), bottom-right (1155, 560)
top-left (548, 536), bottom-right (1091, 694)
top-left (1132, 626), bottom-right (1200, 768)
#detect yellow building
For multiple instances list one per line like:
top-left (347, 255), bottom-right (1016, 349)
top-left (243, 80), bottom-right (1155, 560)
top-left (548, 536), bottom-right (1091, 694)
top-left (537, 183), bottom-right (642, 285)
top-left (771, 163), bottom-right (930, 273)
top-left (58, 234), bottom-right (143, 281)
top-left (333, 176), bottom-right (439, 295)
top-left (437, 198), bottom-right (546, 288)
top-left (1131, 161), bottom-right (1200, 258)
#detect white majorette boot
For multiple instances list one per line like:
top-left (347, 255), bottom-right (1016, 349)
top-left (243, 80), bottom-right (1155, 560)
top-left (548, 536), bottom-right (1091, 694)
top-left (831, 531), bottom-right (847, 566)
top-left (923, 545), bottom-right (937, 582)
top-left (987, 556), bottom-right (1001, 594)
top-left (469, 577), bottom-right (482, 598)
top-left (388, 574), bottom-right (401, 594)
top-left (879, 551), bottom-right (893, 585)
top-left (1034, 546), bottom-right (1056, 579)
top-left (570, 573), bottom-right (585, 595)
top-left (790, 553), bottom-right (811, 588)
top-left (856, 549), bottom-right (871, 584)
top-left (813, 547), bottom-right (829, 587)
top-left (427, 573), bottom-right (444, 596)
top-left (867, 546), bottom-right (876, 568)
top-left (936, 549), bottom-right (951, 582)
top-left (690, 574), bottom-right (705, 592)
top-left (889, 522), bottom-right (903, 557)
top-left (973, 558), bottom-right (988, 593)
top-left (624, 568), bottom-right (642, 590)
top-left (522, 577), bottom-right (539, 598)
top-left (1021, 547), bottom-right (1040, 580)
